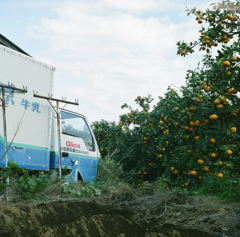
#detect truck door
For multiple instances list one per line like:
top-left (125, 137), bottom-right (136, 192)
top-left (60, 110), bottom-right (98, 181)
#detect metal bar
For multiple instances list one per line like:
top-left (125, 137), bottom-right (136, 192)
top-left (34, 94), bottom-right (78, 105)
top-left (59, 103), bottom-right (68, 114)
top-left (1, 88), bottom-right (9, 184)
top-left (1, 89), bottom-right (8, 167)
top-left (47, 100), bottom-right (58, 114)
top-left (0, 84), bottom-right (27, 93)
top-left (56, 101), bottom-right (62, 179)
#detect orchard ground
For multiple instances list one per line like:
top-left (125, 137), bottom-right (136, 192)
top-left (0, 176), bottom-right (240, 237)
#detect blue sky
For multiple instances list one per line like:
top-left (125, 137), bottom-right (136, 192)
top-left (0, 0), bottom-right (215, 124)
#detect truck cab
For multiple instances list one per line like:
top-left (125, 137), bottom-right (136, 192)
top-left (50, 109), bottom-right (100, 182)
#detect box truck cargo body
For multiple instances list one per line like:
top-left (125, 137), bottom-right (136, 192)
top-left (0, 44), bottom-right (99, 182)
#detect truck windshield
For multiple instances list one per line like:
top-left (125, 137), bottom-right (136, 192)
top-left (61, 111), bottom-right (95, 151)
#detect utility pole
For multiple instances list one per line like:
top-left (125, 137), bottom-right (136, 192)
top-left (0, 83), bottom-right (28, 182)
top-left (33, 92), bottom-right (79, 179)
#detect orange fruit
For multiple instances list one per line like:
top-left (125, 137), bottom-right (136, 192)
top-left (227, 150), bottom-right (232, 155)
top-left (231, 56), bottom-right (238, 61)
top-left (209, 16), bottom-right (214, 21)
top-left (197, 159), bottom-right (204, 164)
top-left (188, 172), bottom-right (191, 176)
top-left (231, 127), bottom-right (237, 133)
top-left (198, 176), bottom-right (202, 180)
top-left (191, 171), bottom-right (197, 176)
top-left (198, 19), bottom-right (203, 24)
top-left (173, 170), bottom-right (179, 175)
top-left (194, 120), bottom-right (201, 126)
top-left (216, 173), bottom-right (223, 178)
top-left (231, 113), bottom-right (238, 118)
top-left (217, 104), bottom-right (224, 109)
top-left (222, 61), bottom-right (230, 68)
top-left (184, 126), bottom-right (189, 130)
top-left (231, 89), bottom-right (237, 94)
top-left (205, 40), bottom-right (210, 45)
top-left (210, 153), bottom-right (217, 158)
top-left (214, 99), bottom-right (221, 105)
top-left (194, 136), bottom-right (199, 140)
top-left (220, 96), bottom-right (226, 102)
top-left (218, 161), bottom-right (223, 166)
top-left (181, 50), bottom-right (186, 55)
top-left (210, 138), bottom-right (216, 144)
top-left (195, 98), bottom-right (201, 103)
top-left (205, 87), bottom-right (211, 92)
top-left (170, 167), bottom-right (174, 171)
top-left (210, 114), bottom-right (218, 120)
top-left (217, 38), bottom-right (222, 43)
top-left (204, 167), bottom-right (210, 172)
top-left (190, 121), bottom-right (194, 126)
top-left (208, 172), bottom-right (214, 176)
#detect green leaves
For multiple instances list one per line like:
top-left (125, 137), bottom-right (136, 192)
top-left (63, 181), bottom-right (103, 197)
top-left (8, 160), bottom-right (20, 169)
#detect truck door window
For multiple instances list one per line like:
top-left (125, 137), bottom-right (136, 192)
top-left (61, 111), bottom-right (95, 151)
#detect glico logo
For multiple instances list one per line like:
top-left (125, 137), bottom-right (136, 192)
top-left (66, 141), bottom-right (80, 148)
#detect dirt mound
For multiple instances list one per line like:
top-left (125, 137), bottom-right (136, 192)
top-left (0, 199), bottom-right (221, 237)
top-left (0, 200), bottom-right (143, 237)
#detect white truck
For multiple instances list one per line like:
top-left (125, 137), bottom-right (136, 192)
top-left (0, 41), bottom-right (100, 183)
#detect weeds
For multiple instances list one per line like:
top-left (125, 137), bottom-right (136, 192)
top-left (0, 161), bottom-right (54, 199)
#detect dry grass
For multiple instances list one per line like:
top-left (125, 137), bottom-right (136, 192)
top-left (99, 181), bottom-right (240, 236)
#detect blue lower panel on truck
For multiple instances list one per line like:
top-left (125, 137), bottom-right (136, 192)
top-left (0, 136), bottom-right (50, 171)
top-left (50, 152), bottom-right (98, 182)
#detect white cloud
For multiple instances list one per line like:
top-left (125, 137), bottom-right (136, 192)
top-left (27, 0), bottom-right (205, 123)
top-left (0, 0), bottom-right (60, 8)
top-left (72, 71), bottom-right (82, 77)
top-left (103, 0), bottom-right (179, 14)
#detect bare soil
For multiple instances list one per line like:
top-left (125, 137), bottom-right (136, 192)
top-left (0, 182), bottom-right (240, 237)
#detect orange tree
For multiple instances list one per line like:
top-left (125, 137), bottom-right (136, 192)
top-left (174, 0), bottom-right (240, 194)
top-left (92, 0), bottom-right (240, 200)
